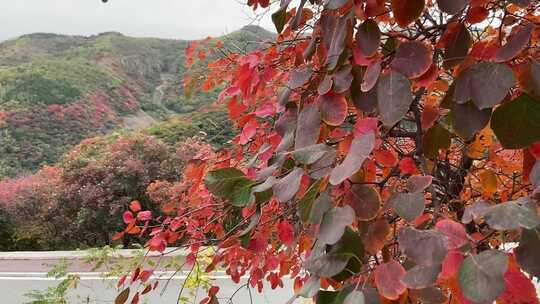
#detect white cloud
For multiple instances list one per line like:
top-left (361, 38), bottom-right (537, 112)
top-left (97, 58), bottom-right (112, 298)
top-left (0, 0), bottom-right (274, 41)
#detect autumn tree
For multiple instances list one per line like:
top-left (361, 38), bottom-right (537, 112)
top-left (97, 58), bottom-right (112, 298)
top-left (115, 0), bottom-right (540, 303)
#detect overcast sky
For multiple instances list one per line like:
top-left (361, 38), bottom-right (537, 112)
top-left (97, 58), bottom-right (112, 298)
top-left (0, 0), bottom-right (274, 41)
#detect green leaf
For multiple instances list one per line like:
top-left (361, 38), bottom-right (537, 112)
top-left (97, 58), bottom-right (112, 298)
top-left (204, 168), bottom-right (256, 207)
top-left (491, 93), bottom-right (540, 149)
top-left (458, 250), bottom-right (508, 303)
top-left (298, 179), bottom-right (323, 222)
top-left (423, 123), bottom-right (451, 158)
top-left (330, 227), bottom-right (365, 282)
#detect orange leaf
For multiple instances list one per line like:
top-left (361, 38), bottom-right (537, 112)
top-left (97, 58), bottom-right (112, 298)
top-left (479, 170), bottom-right (498, 198)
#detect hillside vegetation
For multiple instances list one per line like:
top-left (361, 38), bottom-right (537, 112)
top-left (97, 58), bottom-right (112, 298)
top-left (0, 25), bottom-right (274, 178)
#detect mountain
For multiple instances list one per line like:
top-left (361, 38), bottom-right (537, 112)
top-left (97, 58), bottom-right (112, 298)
top-left (0, 26), bottom-right (274, 178)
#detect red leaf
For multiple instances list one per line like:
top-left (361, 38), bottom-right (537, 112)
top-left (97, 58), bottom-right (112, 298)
top-left (498, 255), bottom-right (540, 304)
top-left (147, 235), bottom-right (166, 252)
top-left (123, 211), bottom-right (135, 224)
top-left (374, 260), bottom-right (407, 300)
top-left (399, 157), bottom-right (418, 175)
top-left (318, 93), bottom-right (348, 126)
top-left (353, 117), bottom-right (378, 137)
top-left (466, 7), bottom-right (489, 24)
top-left (391, 0), bottom-right (425, 27)
top-left (117, 275), bottom-right (127, 289)
top-left (495, 24), bottom-right (533, 62)
top-left (239, 119), bottom-right (258, 145)
top-left (129, 200), bottom-right (141, 213)
top-left (435, 219), bottom-right (469, 250)
top-left (374, 149), bottom-right (398, 167)
top-left (137, 211), bottom-right (152, 221)
top-left (421, 104), bottom-right (439, 131)
top-left (139, 270), bottom-right (153, 283)
top-left (277, 220), bottom-right (295, 246)
top-left (439, 250), bottom-right (464, 281)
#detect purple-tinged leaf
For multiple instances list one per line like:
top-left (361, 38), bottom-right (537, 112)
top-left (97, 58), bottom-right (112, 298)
top-left (318, 205), bottom-right (355, 245)
top-left (295, 103), bottom-right (321, 150)
top-left (273, 167), bottom-right (304, 202)
top-left (356, 19), bottom-right (381, 57)
top-left (495, 23), bottom-right (533, 63)
top-left (377, 72), bottom-right (413, 126)
top-left (398, 227), bottom-right (448, 266)
top-left (458, 250), bottom-right (508, 303)
top-left (330, 132), bottom-right (375, 185)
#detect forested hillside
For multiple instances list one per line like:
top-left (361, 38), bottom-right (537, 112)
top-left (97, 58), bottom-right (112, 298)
top-left (0, 25), bottom-right (273, 178)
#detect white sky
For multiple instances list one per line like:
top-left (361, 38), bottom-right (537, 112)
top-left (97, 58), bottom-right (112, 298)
top-left (0, 0), bottom-right (274, 41)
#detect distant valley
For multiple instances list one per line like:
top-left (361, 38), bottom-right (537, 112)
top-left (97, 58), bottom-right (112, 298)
top-left (0, 25), bottom-right (274, 178)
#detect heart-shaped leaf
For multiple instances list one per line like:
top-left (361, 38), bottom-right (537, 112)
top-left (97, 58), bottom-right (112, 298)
top-left (295, 102), bottom-right (321, 150)
top-left (365, 219), bottom-right (391, 254)
top-left (377, 72), bottom-right (413, 126)
top-left (398, 227), bottom-right (448, 266)
top-left (391, 192), bottom-right (425, 222)
top-left (293, 144), bottom-right (331, 165)
top-left (356, 19), bottom-right (381, 57)
top-left (390, 41), bottom-right (432, 78)
top-left (436, 0), bottom-right (469, 14)
top-left (289, 67), bottom-right (313, 89)
top-left (318, 205), bottom-right (355, 245)
top-left (319, 92), bottom-right (348, 126)
top-left (273, 167), bottom-right (304, 203)
top-left (458, 250), bottom-right (508, 303)
top-left (450, 100), bottom-right (492, 140)
top-left (435, 219), bottom-right (469, 249)
top-left (374, 260), bottom-right (407, 300)
top-left (391, 0), bottom-right (425, 27)
top-left (442, 22), bottom-right (472, 69)
top-left (330, 132), bottom-right (375, 185)
top-left (401, 264), bottom-right (442, 289)
top-left (484, 199), bottom-right (540, 230)
top-left (345, 185), bottom-right (381, 221)
top-left (361, 60), bottom-right (381, 92)
top-left (407, 175), bottom-right (433, 193)
top-left (454, 62), bottom-right (515, 109)
top-left (515, 227), bottom-right (540, 278)
top-left (495, 23), bottom-right (533, 63)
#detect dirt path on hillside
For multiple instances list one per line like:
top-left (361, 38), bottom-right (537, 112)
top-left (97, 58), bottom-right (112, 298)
top-left (122, 73), bottom-right (174, 130)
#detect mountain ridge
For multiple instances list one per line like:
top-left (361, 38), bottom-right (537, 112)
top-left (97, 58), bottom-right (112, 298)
top-left (0, 25), bottom-right (274, 178)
